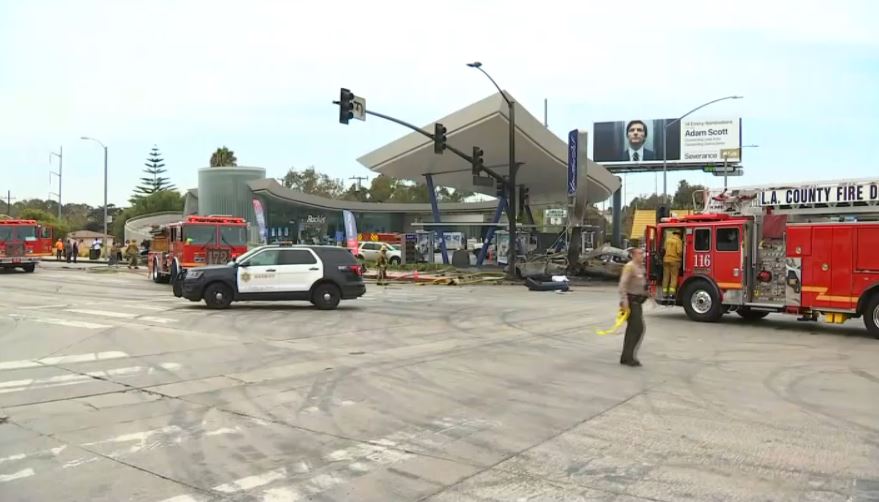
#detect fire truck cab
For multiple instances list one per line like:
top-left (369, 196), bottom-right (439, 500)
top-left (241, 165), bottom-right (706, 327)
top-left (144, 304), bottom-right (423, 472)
top-left (0, 219), bottom-right (53, 272)
top-left (647, 179), bottom-right (879, 337)
top-left (147, 215), bottom-right (248, 283)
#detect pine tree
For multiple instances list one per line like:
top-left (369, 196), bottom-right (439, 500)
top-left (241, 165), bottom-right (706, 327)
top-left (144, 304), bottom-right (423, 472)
top-left (132, 146), bottom-right (175, 201)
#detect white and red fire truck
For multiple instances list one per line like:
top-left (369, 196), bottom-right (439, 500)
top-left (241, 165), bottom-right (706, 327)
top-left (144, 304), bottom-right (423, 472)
top-left (647, 178), bottom-right (879, 337)
top-left (0, 219), bottom-right (54, 272)
top-left (146, 215), bottom-right (248, 283)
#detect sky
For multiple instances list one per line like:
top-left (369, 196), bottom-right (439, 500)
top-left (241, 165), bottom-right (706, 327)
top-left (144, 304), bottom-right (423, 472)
top-left (1, 0), bottom-right (877, 208)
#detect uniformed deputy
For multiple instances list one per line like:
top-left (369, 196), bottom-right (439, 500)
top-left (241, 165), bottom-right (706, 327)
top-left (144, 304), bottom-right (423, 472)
top-left (618, 247), bottom-right (649, 367)
top-left (662, 229), bottom-right (683, 298)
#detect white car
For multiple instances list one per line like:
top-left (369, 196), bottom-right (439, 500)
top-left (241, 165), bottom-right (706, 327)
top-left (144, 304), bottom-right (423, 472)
top-left (356, 242), bottom-right (401, 264)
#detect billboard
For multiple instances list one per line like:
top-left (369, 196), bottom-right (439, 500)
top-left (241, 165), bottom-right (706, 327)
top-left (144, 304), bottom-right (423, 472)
top-left (593, 117), bottom-right (741, 167)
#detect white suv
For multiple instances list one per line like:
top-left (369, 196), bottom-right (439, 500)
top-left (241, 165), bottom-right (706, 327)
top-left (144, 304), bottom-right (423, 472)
top-left (356, 242), bottom-right (401, 264)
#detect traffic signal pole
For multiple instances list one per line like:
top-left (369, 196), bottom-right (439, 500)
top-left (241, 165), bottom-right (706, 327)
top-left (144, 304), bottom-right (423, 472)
top-left (336, 90), bottom-right (517, 273)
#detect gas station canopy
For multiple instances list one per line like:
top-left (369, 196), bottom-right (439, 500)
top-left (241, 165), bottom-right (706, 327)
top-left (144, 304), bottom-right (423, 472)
top-left (357, 92), bottom-right (620, 206)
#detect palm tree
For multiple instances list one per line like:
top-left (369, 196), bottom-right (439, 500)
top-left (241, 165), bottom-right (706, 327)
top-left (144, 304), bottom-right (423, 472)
top-left (210, 147), bottom-right (238, 167)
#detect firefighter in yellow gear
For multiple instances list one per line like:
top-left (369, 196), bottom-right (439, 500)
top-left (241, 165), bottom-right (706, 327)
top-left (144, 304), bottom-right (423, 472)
top-left (662, 230), bottom-right (683, 297)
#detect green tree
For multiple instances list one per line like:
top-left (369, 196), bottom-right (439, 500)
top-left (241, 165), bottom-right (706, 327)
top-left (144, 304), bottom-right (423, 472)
top-left (210, 147), bottom-right (237, 167)
top-left (18, 208), bottom-right (69, 239)
top-left (672, 179), bottom-right (706, 210)
top-left (281, 167), bottom-right (344, 198)
top-left (61, 203), bottom-right (93, 231)
top-left (367, 174), bottom-right (396, 202)
top-left (132, 145), bottom-right (175, 202)
top-left (340, 183), bottom-right (370, 202)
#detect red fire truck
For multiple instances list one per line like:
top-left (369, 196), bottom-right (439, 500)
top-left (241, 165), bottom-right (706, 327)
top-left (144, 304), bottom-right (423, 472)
top-left (647, 179), bottom-right (879, 337)
top-left (146, 215), bottom-right (248, 283)
top-left (0, 219), bottom-right (54, 272)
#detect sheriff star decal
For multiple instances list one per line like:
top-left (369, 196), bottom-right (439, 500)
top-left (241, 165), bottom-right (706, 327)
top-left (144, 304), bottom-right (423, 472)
top-left (241, 271), bottom-right (252, 282)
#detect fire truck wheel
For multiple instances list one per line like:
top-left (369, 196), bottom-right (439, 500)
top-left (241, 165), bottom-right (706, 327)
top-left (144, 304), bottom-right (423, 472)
top-left (151, 260), bottom-right (163, 283)
top-left (736, 308), bottom-right (769, 321)
top-left (312, 283), bottom-right (341, 310)
top-left (864, 295), bottom-right (879, 338)
top-left (682, 281), bottom-right (723, 323)
top-left (23, 264), bottom-right (35, 273)
top-left (203, 282), bottom-right (233, 309)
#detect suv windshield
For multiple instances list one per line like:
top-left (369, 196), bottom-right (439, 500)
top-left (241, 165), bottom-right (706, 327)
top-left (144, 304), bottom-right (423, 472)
top-left (184, 225), bottom-right (217, 245)
top-left (220, 225), bottom-right (247, 246)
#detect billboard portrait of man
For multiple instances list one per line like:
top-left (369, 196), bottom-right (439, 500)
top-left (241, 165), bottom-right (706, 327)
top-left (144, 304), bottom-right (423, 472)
top-left (592, 119), bottom-right (671, 164)
top-left (622, 120), bottom-right (655, 162)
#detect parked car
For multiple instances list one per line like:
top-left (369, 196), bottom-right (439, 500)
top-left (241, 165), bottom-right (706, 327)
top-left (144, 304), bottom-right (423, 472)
top-left (356, 242), bottom-right (401, 264)
top-left (580, 246), bottom-right (630, 279)
top-left (174, 244), bottom-right (365, 310)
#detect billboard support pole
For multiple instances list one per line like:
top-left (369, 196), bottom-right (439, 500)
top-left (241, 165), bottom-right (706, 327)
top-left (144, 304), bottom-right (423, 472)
top-left (662, 95), bottom-right (743, 202)
top-left (612, 186), bottom-right (622, 248)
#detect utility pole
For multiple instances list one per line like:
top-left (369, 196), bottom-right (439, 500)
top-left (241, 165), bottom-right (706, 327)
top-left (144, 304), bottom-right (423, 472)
top-left (50, 146), bottom-right (62, 219)
top-left (5, 190), bottom-right (15, 215)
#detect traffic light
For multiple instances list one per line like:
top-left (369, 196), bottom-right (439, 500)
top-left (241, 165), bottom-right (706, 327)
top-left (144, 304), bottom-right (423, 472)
top-left (434, 123), bottom-right (447, 154)
top-left (339, 88), bottom-right (355, 124)
top-left (471, 146), bottom-right (484, 175)
top-left (519, 185), bottom-right (530, 205)
top-left (496, 177), bottom-right (506, 197)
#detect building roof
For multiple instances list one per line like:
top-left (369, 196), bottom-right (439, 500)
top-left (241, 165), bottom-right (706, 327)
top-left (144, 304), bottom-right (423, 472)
top-left (357, 92), bottom-right (621, 206)
top-left (248, 179), bottom-right (498, 214)
top-left (629, 209), bottom-right (693, 239)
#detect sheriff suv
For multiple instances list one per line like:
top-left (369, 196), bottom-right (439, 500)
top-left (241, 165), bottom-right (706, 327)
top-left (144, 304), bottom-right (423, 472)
top-left (174, 244), bottom-right (366, 310)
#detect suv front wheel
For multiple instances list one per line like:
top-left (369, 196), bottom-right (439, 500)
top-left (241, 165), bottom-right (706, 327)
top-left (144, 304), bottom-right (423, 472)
top-left (312, 283), bottom-right (341, 310)
top-left (204, 282), bottom-right (234, 309)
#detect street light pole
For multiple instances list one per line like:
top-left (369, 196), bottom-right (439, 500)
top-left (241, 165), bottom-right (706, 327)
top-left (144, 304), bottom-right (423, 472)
top-left (662, 95), bottom-right (743, 202)
top-left (468, 61), bottom-right (518, 278)
top-left (81, 136), bottom-right (109, 255)
top-left (50, 146), bottom-right (62, 219)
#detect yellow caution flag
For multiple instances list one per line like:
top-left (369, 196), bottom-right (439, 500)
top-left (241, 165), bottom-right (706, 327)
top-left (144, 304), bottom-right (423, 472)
top-left (596, 308), bottom-right (630, 336)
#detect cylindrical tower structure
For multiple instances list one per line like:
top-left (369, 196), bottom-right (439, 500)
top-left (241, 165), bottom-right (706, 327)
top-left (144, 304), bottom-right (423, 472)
top-left (197, 166), bottom-right (266, 224)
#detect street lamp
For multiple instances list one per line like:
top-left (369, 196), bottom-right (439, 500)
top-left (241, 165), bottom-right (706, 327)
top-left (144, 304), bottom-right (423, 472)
top-left (81, 136), bottom-right (109, 255)
top-left (663, 95), bottom-right (743, 201)
top-left (467, 61), bottom-right (518, 277)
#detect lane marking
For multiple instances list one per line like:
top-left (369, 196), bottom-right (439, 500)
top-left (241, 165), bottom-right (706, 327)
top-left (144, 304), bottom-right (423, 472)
top-left (139, 316), bottom-right (173, 324)
top-left (6, 314), bottom-right (112, 330)
top-left (0, 351), bottom-right (128, 371)
top-left (65, 309), bottom-right (136, 319)
top-left (0, 467), bottom-right (35, 483)
top-left (64, 309), bottom-right (171, 324)
top-left (0, 362), bottom-right (181, 394)
top-left (214, 467), bottom-right (288, 493)
top-left (262, 487), bottom-right (302, 502)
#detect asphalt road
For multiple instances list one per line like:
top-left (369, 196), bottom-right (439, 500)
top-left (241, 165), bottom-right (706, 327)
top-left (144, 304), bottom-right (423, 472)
top-left (1, 262), bottom-right (878, 502)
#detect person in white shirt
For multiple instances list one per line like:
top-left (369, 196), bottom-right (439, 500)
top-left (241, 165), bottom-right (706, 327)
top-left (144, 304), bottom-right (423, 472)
top-left (622, 120), bottom-right (655, 162)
